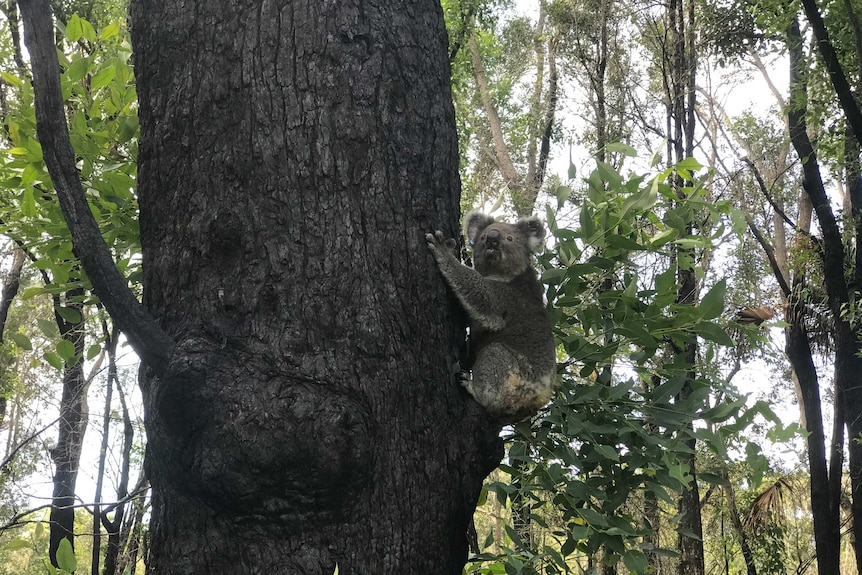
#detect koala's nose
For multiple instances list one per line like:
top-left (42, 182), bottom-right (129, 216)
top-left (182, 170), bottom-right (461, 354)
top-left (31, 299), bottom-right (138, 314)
top-left (485, 229), bottom-right (500, 246)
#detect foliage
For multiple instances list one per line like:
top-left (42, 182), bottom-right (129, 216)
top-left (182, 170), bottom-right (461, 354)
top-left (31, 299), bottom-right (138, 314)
top-left (0, 14), bottom-right (137, 363)
top-left (465, 152), bottom-right (784, 572)
top-left (0, 510), bottom-right (94, 575)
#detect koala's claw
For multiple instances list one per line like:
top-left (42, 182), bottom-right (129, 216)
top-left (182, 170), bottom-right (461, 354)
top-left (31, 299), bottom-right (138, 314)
top-left (425, 230), bottom-right (445, 246)
top-left (427, 230), bottom-right (457, 255)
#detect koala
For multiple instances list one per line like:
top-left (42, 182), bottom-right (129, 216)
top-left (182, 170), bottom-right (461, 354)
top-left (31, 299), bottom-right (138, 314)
top-left (426, 211), bottom-right (556, 423)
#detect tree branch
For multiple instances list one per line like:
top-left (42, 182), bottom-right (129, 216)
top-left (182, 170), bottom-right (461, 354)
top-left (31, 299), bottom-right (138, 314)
top-left (743, 211), bottom-right (792, 297)
top-left (468, 30), bottom-right (519, 187)
top-left (800, 0), bottom-right (862, 145)
top-left (19, 0), bottom-right (174, 376)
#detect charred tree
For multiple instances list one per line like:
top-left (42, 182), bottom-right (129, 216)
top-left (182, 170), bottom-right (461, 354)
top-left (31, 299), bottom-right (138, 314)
top-left (22, 0), bottom-right (503, 572)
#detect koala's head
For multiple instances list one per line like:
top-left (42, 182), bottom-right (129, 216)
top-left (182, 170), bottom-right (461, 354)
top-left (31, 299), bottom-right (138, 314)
top-left (464, 211), bottom-right (545, 279)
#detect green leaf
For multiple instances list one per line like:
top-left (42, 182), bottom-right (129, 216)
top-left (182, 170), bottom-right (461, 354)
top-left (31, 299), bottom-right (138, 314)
top-left (655, 265), bottom-right (677, 293)
top-left (699, 279), bottom-right (726, 320)
top-left (37, 319), bottom-right (61, 340)
top-left (622, 550), bottom-right (649, 574)
top-left (64, 56), bottom-right (91, 83)
top-left (22, 163), bottom-right (44, 185)
top-left (90, 66), bottom-right (116, 90)
top-left (668, 463), bottom-right (692, 486)
top-left (0, 71), bottom-right (23, 87)
top-left (66, 14), bottom-right (83, 42)
top-left (21, 186), bottom-right (36, 217)
top-left (86, 343), bottom-right (102, 360)
top-left (649, 227), bottom-right (679, 247)
top-left (100, 21), bottom-right (121, 40)
top-left (594, 444), bottom-right (620, 462)
top-left (606, 141), bottom-right (638, 157)
top-left (57, 306), bottom-right (83, 324)
top-left (676, 527), bottom-right (702, 541)
top-left (9, 332), bottom-right (32, 350)
top-left (694, 321), bottom-right (735, 347)
top-left (676, 157), bottom-right (702, 171)
top-left (554, 185), bottom-right (572, 205)
top-left (56, 537), bottom-right (77, 573)
top-left (698, 472), bottom-right (729, 486)
top-left (4, 538), bottom-right (31, 551)
top-left (605, 234), bottom-right (642, 250)
top-left (80, 18), bottom-right (97, 42)
top-left (56, 339), bottom-right (76, 361)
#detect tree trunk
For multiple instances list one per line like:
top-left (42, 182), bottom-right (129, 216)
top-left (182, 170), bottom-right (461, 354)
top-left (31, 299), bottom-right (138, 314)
top-left (722, 480), bottom-right (757, 575)
top-left (48, 290), bottom-right (87, 567)
top-left (127, 1), bottom-right (502, 573)
top-left (115, 470), bottom-right (149, 575)
top-left (785, 18), bottom-right (844, 575)
top-left (0, 247), bottom-right (25, 428)
top-left (102, 350), bottom-right (135, 575)
top-left (667, 0), bottom-right (703, 569)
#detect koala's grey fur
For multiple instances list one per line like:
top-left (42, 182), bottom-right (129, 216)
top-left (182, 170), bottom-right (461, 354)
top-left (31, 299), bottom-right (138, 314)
top-left (426, 211), bottom-right (556, 423)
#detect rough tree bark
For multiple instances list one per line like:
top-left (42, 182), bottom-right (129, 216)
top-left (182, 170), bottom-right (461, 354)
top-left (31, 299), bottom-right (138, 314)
top-left (23, 0), bottom-right (503, 573)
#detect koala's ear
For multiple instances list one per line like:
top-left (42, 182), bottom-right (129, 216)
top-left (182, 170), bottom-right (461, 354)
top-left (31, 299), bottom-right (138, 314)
top-left (517, 215), bottom-right (546, 252)
top-left (464, 211), bottom-right (495, 245)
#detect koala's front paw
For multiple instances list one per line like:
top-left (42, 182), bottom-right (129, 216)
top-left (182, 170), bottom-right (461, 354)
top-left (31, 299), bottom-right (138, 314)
top-left (425, 230), bottom-right (458, 252)
top-left (426, 230), bottom-right (458, 259)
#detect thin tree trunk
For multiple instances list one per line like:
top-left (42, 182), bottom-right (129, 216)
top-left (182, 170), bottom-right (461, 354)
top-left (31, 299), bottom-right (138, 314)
top-left (48, 289), bottom-right (87, 567)
top-left (102, 346), bottom-right (134, 575)
top-left (115, 471), bottom-right (149, 575)
top-left (469, 29), bottom-right (520, 188)
top-left (721, 473), bottom-right (757, 575)
top-left (668, 0), bottom-right (703, 569)
top-left (92, 323), bottom-right (120, 575)
top-left (0, 247), bottom-right (25, 428)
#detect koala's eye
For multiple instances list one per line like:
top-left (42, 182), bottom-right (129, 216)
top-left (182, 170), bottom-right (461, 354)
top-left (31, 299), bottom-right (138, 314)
top-left (506, 235), bottom-right (514, 241)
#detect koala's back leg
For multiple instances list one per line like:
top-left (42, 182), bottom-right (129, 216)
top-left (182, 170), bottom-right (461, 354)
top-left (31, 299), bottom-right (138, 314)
top-left (465, 343), bottom-right (552, 422)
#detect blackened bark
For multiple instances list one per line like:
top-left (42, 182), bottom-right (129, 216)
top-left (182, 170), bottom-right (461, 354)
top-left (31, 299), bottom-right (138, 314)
top-left (800, 0), bottom-right (862, 145)
top-left (0, 248), bottom-right (25, 345)
top-left (844, 38), bottom-right (862, 569)
top-left (48, 290), bottom-right (87, 567)
top-left (129, 1), bottom-right (501, 573)
top-left (0, 247), bottom-right (25, 428)
top-left (785, 19), bottom-right (844, 575)
top-left (785, 293), bottom-right (839, 573)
